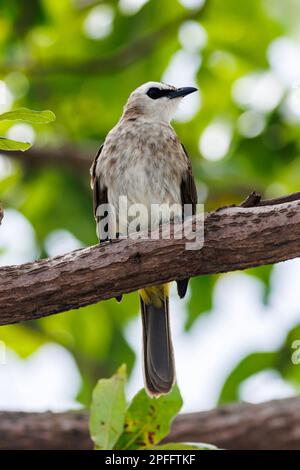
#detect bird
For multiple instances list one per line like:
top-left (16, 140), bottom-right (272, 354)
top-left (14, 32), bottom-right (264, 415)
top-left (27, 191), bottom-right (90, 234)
top-left (90, 81), bottom-right (197, 396)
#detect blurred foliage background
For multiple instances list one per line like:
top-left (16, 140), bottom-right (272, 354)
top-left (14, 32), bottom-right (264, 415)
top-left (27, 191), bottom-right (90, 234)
top-left (0, 0), bottom-right (300, 410)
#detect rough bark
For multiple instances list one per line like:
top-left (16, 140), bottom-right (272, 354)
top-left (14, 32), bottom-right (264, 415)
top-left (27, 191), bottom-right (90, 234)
top-left (0, 194), bottom-right (300, 326)
top-left (165, 397), bottom-right (300, 450)
top-left (0, 397), bottom-right (299, 450)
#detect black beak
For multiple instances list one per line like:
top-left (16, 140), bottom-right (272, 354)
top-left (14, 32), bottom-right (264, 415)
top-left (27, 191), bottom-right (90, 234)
top-left (168, 87), bottom-right (198, 99)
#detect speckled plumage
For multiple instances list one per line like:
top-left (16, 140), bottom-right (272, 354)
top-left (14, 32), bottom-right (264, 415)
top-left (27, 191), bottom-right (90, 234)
top-left (95, 119), bottom-right (190, 231)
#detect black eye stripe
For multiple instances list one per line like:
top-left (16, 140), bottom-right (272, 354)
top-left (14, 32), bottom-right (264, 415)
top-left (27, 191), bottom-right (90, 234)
top-left (146, 87), bottom-right (171, 100)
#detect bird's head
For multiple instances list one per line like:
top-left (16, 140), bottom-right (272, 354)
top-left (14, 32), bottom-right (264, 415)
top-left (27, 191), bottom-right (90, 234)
top-left (122, 81), bottom-right (198, 123)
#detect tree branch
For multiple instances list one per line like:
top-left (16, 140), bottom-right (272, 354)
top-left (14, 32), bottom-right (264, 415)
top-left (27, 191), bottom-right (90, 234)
top-left (166, 397), bottom-right (300, 450)
top-left (239, 190), bottom-right (300, 207)
top-left (0, 193), bottom-right (300, 326)
top-left (0, 397), bottom-right (299, 449)
top-left (2, 146), bottom-right (92, 172)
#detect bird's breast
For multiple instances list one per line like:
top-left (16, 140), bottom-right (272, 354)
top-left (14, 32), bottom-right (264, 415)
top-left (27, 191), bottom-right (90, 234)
top-left (100, 122), bottom-right (188, 231)
top-left (110, 151), bottom-right (181, 204)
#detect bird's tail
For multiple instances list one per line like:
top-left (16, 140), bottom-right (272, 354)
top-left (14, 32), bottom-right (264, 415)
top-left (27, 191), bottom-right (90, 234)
top-left (139, 284), bottom-right (175, 396)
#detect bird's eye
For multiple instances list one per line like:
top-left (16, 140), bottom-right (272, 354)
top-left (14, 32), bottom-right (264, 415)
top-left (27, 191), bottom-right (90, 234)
top-left (147, 87), bottom-right (162, 99)
top-left (147, 87), bottom-right (169, 100)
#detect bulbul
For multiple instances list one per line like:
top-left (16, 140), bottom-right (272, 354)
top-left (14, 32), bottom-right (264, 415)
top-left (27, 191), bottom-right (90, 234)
top-left (91, 82), bottom-right (197, 396)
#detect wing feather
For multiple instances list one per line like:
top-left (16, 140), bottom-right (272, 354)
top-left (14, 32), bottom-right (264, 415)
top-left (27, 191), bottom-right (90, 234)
top-left (180, 143), bottom-right (197, 214)
top-left (177, 143), bottom-right (198, 299)
top-left (91, 145), bottom-right (122, 302)
top-left (90, 144), bottom-right (108, 240)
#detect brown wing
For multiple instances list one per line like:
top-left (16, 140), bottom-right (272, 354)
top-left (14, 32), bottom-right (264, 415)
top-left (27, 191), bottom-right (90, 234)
top-left (90, 144), bottom-right (108, 241)
top-left (180, 144), bottom-right (197, 215)
top-left (91, 145), bottom-right (122, 302)
top-left (177, 144), bottom-right (198, 299)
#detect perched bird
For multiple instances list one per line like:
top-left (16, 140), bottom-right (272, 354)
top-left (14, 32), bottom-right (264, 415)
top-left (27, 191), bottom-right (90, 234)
top-left (90, 82), bottom-right (197, 396)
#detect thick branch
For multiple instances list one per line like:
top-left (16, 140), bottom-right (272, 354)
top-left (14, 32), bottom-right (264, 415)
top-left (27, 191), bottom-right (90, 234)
top-left (166, 397), bottom-right (300, 450)
top-left (0, 195), bottom-right (300, 325)
top-left (0, 397), bottom-right (299, 449)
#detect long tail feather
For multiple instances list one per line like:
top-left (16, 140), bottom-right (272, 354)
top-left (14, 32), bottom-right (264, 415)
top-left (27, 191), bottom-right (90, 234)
top-left (139, 287), bottom-right (175, 396)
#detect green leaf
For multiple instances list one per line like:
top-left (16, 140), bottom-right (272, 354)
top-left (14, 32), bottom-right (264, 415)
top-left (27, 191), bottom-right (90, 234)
top-left (0, 137), bottom-right (31, 151)
top-left (89, 364), bottom-right (127, 450)
top-left (245, 265), bottom-right (273, 305)
top-left (0, 324), bottom-right (46, 358)
top-left (218, 352), bottom-right (277, 404)
top-left (0, 108), bottom-right (56, 123)
top-left (186, 275), bottom-right (215, 330)
top-left (116, 385), bottom-right (183, 450)
top-left (277, 324), bottom-right (300, 387)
